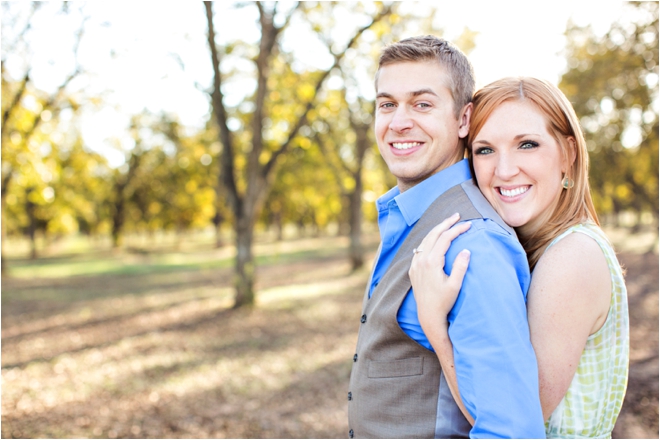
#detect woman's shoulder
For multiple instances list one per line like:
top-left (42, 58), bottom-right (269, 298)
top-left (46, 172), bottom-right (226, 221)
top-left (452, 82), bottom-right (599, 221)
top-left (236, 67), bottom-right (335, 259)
top-left (533, 224), bottom-right (612, 332)
top-left (539, 228), bottom-right (608, 276)
top-left (534, 224), bottom-right (611, 297)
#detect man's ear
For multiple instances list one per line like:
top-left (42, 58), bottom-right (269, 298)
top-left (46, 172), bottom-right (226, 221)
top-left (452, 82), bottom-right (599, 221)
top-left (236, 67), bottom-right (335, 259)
top-left (563, 136), bottom-right (577, 172)
top-left (458, 102), bottom-right (473, 139)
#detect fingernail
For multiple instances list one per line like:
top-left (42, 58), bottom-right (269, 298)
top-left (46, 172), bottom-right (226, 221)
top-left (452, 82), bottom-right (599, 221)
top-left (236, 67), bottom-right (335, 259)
top-left (461, 249), bottom-right (471, 258)
top-left (452, 213), bottom-right (460, 219)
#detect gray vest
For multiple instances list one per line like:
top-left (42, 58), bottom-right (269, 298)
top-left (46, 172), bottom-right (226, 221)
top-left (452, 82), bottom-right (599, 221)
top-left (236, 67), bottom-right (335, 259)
top-left (347, 180), bottom-right (515, 439)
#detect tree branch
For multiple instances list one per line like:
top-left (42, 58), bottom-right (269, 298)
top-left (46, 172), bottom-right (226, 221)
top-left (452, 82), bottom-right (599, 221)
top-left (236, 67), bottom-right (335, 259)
top-left (204, 1), bottom-right (240, 212)
top-left (313, 129), bottom-right (349, 197)
top-left (263, 4), bottom-right (392, 179)
top-left (1, 71), bottom-right (30, 141)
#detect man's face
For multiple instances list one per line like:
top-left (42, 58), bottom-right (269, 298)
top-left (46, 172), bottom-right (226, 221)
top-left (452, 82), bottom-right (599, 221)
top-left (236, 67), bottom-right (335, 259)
top-left (375, 61), bottom-right (471, 192)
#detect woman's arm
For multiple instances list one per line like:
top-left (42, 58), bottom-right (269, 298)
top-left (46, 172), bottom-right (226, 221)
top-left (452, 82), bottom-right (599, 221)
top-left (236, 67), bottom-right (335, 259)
top-left (428, 322), bottom-right (476, 425)
top-left (409, 214), bottom-right (475, 424)
top-left (526, 232), bottom-right (611, 419)
top-left (412, 224), bottom-right (612, 422)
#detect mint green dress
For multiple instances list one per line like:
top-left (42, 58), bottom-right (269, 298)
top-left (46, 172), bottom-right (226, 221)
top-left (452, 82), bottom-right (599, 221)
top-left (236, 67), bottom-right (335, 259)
top-left (543, 223), bottom-right (629, 439)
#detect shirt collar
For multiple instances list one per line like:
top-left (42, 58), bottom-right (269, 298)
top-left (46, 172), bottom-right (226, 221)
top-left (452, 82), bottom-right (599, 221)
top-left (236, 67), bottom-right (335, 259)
top-left (377, 159), bottom-right (473, 226)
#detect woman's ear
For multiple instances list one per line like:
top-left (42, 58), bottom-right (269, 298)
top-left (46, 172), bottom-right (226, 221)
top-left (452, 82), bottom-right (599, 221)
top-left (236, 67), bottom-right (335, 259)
top-left (563, 136), bottom-right (577, 173)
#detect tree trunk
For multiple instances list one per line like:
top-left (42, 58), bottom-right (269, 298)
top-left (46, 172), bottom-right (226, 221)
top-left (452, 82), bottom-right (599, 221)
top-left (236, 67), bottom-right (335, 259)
top-left (1, 180), bottom-right (9, 274)
top-left (111, 182), bottom-right (125, 249)
top-left (348, 172), bottom-right (364, 271)
top-left (275, 211), bottom-right (284, 241)
top-left (26, 187), bottom-right (37, 260)
top-left (233, 214), bottom-right (255, 308)
top-left (212, 209), bottom-right (224, 248)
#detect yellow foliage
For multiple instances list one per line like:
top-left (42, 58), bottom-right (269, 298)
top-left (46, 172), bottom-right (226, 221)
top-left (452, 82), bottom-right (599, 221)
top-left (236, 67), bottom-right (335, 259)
top-left (342, 176), bottom-right (355, 192)
top-left (185, 180), bottom-right (198, 194)
top-left (297, 83), bottom-right (315, 101)
top-left (615, 184), bottom-right (631, 200)
top-left (148, 202), bottom-right (162, 215)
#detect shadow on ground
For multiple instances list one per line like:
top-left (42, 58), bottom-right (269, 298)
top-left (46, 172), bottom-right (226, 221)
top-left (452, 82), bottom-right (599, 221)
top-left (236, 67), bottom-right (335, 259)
top-left (1, 233), bottom-right (657, 439)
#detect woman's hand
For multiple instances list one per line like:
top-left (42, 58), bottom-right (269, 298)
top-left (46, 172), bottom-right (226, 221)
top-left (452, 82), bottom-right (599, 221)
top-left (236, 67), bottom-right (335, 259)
top-left (409, 213), bottom-right (472, 340)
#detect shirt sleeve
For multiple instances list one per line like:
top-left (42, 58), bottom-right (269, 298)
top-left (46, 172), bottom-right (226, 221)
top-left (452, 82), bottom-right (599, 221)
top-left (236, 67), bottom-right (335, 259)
top-left (447, 219), bottom-right (546, 439)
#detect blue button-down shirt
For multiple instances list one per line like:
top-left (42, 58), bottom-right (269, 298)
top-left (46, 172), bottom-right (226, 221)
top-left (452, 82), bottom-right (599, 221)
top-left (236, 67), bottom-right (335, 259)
top-left (369, 159), bottom-right (545, 439)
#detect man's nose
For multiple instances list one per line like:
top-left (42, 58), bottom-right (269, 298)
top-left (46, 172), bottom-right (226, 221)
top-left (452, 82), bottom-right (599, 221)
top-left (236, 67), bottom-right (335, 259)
top-left (389, 107), bottom-right (414, 132)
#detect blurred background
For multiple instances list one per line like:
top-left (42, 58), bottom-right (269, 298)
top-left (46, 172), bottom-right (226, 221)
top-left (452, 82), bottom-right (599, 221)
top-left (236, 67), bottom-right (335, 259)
top-left (1, 1), bottom-right (657, 438)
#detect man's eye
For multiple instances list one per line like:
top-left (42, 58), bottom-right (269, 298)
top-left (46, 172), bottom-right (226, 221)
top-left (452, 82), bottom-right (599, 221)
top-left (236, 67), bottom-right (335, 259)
top-left (380, 102), bottom-right (395, 108)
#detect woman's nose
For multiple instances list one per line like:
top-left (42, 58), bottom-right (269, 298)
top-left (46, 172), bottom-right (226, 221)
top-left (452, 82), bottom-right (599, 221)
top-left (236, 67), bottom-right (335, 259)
top-left (495, 153), bottom-right (520, 180)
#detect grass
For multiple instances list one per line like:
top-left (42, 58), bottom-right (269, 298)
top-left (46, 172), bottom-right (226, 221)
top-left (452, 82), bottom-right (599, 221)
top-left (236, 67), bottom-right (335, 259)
top-left (1, 231), bottom-right (379, 438)
top-left (1, 227), bottom-right (657, 438)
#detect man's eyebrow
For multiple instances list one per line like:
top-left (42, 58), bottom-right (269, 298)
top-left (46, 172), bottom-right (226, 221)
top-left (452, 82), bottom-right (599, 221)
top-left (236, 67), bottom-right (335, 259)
top-left (410, 88), bottom-right (438, 97)
top-left (376, 88), bottom-right (439, 100)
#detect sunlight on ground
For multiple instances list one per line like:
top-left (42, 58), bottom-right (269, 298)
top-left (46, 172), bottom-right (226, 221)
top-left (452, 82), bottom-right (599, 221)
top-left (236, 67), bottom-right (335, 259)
top-left (1, 228), bottom-right (655, 438)
top-left (2, 235), bottom-right (373, 437)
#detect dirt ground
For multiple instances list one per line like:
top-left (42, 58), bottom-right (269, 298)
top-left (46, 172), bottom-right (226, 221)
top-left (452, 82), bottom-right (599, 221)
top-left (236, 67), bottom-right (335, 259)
top-left (1, 230), bottom-right (657, 438)
top-left (611, 249), bottom-right (659, 439)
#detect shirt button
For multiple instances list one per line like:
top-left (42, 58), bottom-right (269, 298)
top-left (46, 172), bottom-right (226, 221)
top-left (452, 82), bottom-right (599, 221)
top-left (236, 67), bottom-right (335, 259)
top-left (360, 314), bottom-right (367, 323)
top-left (349, 429), bottom-right (354, 438)
top-left (353, 353), bottom-right (358, 362)
top-left (348, 391), bottom-right (352, 401)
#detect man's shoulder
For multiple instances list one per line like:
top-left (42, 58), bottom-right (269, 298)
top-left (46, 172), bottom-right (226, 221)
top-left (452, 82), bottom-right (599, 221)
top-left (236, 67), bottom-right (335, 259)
top-left (422, 178), bottom-right (515, 238)
top-left (458, 179), bottom-right (515, 236)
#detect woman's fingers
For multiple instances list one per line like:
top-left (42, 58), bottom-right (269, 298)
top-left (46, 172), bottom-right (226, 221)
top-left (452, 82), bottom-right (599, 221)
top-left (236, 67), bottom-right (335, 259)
top-left (415, 213), bottom-right (461, 255)
top-left (447, 249), bottom-right (471, 292)
top-left (427, 221), bottom-right (472, 263)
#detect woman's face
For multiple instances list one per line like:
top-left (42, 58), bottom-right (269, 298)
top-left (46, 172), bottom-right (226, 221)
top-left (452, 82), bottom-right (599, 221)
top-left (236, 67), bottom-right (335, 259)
top-left (471, 100), bottom-right (567, 237)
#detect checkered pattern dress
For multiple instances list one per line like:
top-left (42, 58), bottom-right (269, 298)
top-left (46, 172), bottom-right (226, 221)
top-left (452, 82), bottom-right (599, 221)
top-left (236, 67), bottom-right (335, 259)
top-left (544, 223), bottom-right (629, 439)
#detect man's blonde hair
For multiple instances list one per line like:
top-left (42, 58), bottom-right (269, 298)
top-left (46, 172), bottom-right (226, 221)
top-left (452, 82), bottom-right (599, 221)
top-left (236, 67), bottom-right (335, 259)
top-left (375, 35), bottom-right (475, 118)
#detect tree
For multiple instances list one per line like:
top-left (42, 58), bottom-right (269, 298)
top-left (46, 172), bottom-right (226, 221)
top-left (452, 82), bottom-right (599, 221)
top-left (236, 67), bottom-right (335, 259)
top-left (313, 87), bottom-right (372, 270)
top-left (1, 2), bottom-right (86, 266)
top-left (560, 2), bottom-right (658, 228)
top-left (204, 1), bottom-right (393, 308)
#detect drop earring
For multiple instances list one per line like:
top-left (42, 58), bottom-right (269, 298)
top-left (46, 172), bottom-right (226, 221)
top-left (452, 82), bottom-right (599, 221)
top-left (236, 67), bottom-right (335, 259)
top-left (562, 175), bottom-right (574, 189)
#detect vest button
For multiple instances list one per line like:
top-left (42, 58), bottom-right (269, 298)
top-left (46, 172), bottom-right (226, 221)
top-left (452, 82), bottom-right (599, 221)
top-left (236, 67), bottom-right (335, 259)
top-left (349, 429), bottom-right (354, 438)
top-left (348, 391), bottom-right (352, 401)
top-left (353, 353), bottom-right (358, 362)
top-left (360, 314), bottom-right (367, 323)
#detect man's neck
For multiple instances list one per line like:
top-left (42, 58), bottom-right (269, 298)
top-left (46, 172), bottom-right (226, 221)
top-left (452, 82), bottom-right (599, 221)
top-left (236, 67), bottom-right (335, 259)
top-left (396, 158), bottom-right (464, 193)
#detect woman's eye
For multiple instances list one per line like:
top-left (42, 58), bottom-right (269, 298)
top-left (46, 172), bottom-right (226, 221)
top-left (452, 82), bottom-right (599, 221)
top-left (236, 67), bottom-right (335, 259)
top-left (474, 147), bottom-right (493, 155)
top-left (520, 141), bottom-right (539, 149)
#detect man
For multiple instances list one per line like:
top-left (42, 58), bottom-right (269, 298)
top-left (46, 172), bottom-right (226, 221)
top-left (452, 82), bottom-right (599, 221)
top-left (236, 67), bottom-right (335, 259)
top-left (347, 36), bottom-right (546, 438)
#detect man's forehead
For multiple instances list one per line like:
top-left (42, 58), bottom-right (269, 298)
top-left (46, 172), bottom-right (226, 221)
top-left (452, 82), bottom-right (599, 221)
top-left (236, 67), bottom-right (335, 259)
top-left (375, 61), bottom-right (451, 96)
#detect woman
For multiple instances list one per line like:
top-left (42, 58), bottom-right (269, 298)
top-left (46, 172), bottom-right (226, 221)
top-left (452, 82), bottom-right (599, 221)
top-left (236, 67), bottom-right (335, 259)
top-left (409, 77), bottom-right (629, 438)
